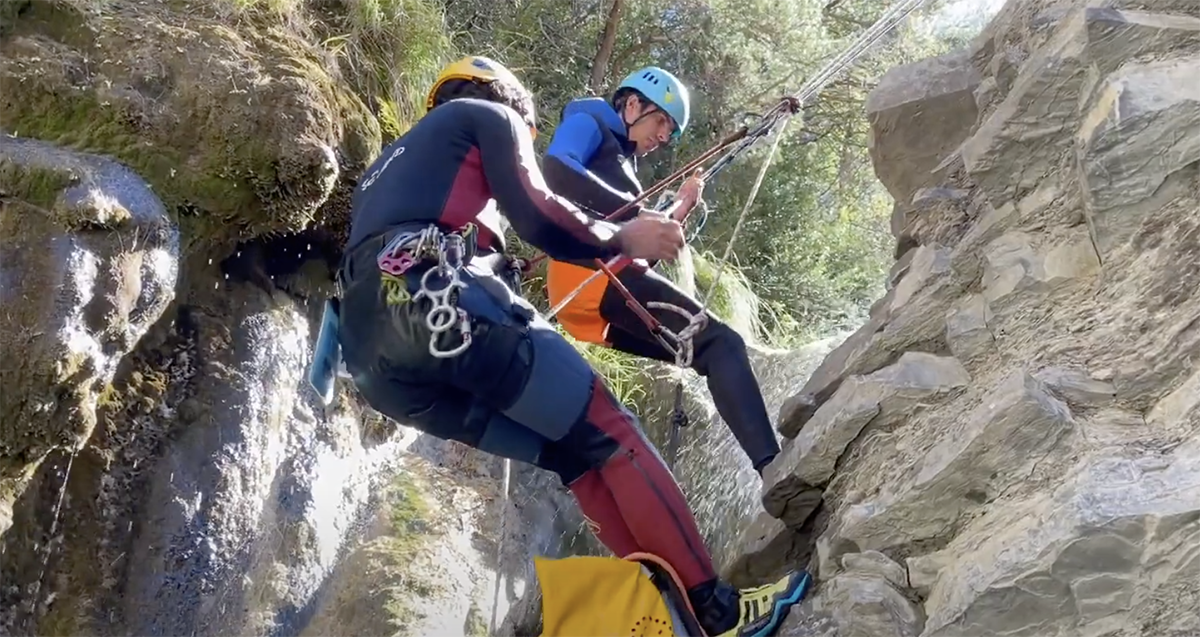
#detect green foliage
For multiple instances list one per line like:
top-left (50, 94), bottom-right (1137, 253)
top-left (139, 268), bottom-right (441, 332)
top-left (0, 159), bottom-right (76, 210)
top-left (321, 0), bottom-right (455, 138)
top-left (566, 330), bottom-right (649, 415)
top-left (217, 0), bottom-right (454, 140)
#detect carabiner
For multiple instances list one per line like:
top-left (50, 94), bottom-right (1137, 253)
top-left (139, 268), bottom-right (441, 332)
top-left (430, 308), bottom-right (472, 358)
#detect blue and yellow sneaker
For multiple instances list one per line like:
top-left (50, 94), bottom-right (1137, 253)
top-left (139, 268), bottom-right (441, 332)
top-left (721, 571), bottom-right (813, 637)
top-left (690, 571), bottom-right (814, 637)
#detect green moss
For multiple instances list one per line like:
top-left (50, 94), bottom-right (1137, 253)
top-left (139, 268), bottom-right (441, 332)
top-left (570, 332), bottom-right (650, 415)
top-left (385, 472), bottom-right (431, 552)
top-left (0, 158), bottom-right (77, 210)
top-left (370, 471), bottom-right (445, 635)
top-left (2, 81), bottom-right (241, 251)
top-left (464, 602), bottom-right (489, 637)
top-left (37, 594), bottom-right (89, 637)
top-left (1, 0), bottom-right (384, 253)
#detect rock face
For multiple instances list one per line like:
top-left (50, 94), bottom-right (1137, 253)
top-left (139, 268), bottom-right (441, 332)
top-left (0, 135), bottom-right (179, 536)
top-left (0, 0), bottom-right (380, 251)
top-left (0, 2), bottom-right (467, 635)
top-left (757, 1), bottom-right (1200, 636)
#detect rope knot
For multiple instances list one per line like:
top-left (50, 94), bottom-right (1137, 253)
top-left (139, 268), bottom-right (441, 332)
top-left (645, 302), bottom-right (707, 369)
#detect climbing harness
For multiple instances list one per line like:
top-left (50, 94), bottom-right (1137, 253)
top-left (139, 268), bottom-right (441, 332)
top-left (377, 224), bottom-right (479, 358)
top-left (538, 0), bottom-right (937, 469)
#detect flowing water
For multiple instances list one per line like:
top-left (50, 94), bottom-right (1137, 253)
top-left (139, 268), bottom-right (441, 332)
top-left (654, 333), bottom-right (851, 568)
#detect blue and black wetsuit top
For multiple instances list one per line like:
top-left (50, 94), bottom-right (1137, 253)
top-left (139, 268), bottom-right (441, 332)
top-left (346, 97), bottom-right (621, 263)
top-left (542, 97), bottom-right (646, 222)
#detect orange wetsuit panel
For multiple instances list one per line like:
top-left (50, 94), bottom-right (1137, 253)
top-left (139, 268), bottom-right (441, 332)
top-left (547, 259), bottom-right (611, 345)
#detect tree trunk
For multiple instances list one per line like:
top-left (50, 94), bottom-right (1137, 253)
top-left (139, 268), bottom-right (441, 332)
top-left (588, 0), bottom-right (624, 94)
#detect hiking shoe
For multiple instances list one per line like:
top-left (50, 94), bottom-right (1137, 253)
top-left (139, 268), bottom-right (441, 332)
top-left (715, 570), bottom-right (812, 637)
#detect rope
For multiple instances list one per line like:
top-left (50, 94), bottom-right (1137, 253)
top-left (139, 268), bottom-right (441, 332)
top-left (699, 118), bottom-right (790, 311)
top-left (488, 457), bottom-right (512, 636)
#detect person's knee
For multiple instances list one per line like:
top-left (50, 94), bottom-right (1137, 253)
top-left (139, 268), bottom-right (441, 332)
top-left (693, 319), bottom-right (748, 372)
top-left (540, 377), bottom-right (651, 483)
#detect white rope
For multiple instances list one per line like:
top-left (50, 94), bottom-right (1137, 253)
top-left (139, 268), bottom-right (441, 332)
top-left (488, 457), bottom-right (512, 636)
top-left (698, 117), bottom-right (790, 314)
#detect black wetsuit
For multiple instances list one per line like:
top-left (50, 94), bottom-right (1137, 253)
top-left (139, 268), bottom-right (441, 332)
top-left (336, 97), bottom-right (743, 633)
top-left (542, 97), bottom-right (781, 473)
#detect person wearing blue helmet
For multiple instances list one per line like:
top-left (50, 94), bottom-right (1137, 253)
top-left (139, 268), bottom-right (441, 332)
top-left (540, 68), bottom-right (809, 635)
top-left (542, 68), bottom-right (783, 477)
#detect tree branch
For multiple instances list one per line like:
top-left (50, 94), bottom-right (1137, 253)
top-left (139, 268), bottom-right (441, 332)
top-left (588, 0), bottom-right (624, 93)
top-left (609, 33), bottom-right (668, 82)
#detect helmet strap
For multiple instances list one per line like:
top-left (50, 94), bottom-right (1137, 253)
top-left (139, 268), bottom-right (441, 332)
top-left (622, 101), bottom-right (660, 131)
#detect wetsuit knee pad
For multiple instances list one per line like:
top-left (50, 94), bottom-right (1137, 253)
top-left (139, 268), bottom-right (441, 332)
top-left (499, 321), bottom-right (596, 442)
top-left (538, 418), bottom-right (622, 485)
top-left (475, 411), bottom-right (547, 465)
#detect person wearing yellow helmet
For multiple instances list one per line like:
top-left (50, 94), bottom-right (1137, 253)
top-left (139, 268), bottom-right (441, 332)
top-left (332, 55), bottom-right (810, 637)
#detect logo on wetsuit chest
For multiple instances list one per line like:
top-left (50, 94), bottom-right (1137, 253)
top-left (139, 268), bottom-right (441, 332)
top-left (359, 145), bottom-right (407, 192)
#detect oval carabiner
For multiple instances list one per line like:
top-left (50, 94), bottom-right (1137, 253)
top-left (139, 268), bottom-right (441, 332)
top-left (429, 309), bottom-right (472, 358)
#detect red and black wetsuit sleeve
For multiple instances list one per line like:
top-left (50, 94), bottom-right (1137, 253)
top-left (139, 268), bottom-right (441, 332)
top-left (469, 101), bottom-right (623, 262)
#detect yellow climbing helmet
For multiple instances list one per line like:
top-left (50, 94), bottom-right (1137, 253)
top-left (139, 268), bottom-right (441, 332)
top-left (425, 56), bottom-right (537, 139)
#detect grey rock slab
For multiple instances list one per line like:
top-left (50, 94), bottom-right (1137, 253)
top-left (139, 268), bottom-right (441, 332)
top-left (830, 370), bottom-right (1075, 554)
top-left (1077, 53), bottom-right (1200, 261)
top-left (962, 8), bottom-right (1200, 209)
top-left (841, 551), bottom-right (909, 590)
top-left (980, 227), bottom-right (1100, 307)
top-left (921, 436), bottom-right (1200, 637)
top-left (1145, 366), bottom-right (1200, 431)
top-left (780, 572), bottom-right (924, 637)
top-left (945, 294), bottom-right (995, 366)
top-left (783, 246), bottom-right (955, 438)
top-left (899, 187), bottom-right (974, 252)
top-left (768, 352), bottom-right (970, 491)
top-left (906, 551), bottom-right (952, 598)
top-left (724, 510), bottom-right (809, 588)
top-left (1034, 366), bottom-right (1116, 407)
top-left (868, 49), bottom-right (982, 209)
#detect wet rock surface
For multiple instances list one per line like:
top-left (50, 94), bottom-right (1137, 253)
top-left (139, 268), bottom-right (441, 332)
top-left (0, 135), bottom-right (179, 536)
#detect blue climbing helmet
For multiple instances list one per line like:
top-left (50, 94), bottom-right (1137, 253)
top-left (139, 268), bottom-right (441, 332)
top-left (616, 66), bottom-right (691, 142)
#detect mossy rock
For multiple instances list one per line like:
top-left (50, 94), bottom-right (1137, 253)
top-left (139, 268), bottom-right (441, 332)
top-left (0, 134), bottom-right (179, 539)
top-left (0, 0), bottom-right (381, 253)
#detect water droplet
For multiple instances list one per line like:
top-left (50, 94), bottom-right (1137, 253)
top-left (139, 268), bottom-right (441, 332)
top-left (208, 258), bottom-right (213, 265)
